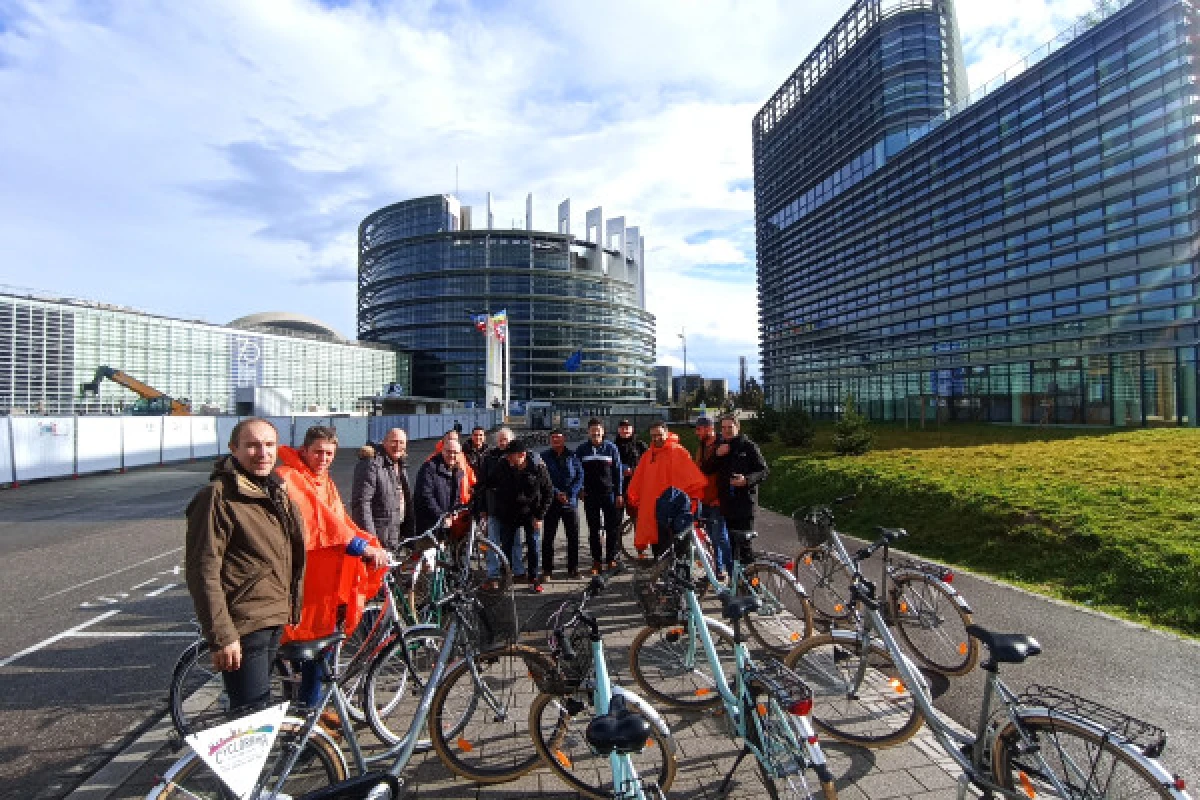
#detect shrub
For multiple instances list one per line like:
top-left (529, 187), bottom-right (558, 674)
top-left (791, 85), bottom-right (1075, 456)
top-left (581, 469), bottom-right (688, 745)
top-left (777, 405), bottom-right (816, 447)
top-left (743, 406), bottom-right (780, 442)
top-left (832, 394), bottom-right (873, 455)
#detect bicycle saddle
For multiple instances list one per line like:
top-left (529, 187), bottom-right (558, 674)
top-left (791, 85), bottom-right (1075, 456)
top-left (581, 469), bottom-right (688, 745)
top-left (718, 591), bottom-right (762, 622)
top-left (966, 625), bottom-right (1041, 666)
top-left (277, 633), bottom-right (346, 662)
top-left (585, 696), bottom-right (652, 755)
top-left (728, 529), bottom-right (758, 543)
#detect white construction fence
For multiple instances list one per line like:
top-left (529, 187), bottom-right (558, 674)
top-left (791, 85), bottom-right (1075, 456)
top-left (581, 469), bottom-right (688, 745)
top-left (0, 410), bottom-right (501, 486)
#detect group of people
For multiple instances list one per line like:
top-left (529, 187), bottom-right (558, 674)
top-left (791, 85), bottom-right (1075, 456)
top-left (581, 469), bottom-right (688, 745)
top-left (183, 413), bottom-right (767, 719)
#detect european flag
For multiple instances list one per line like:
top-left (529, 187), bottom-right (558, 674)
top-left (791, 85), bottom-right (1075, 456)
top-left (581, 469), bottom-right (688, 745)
top-left (564, 349), bottom-right (583, 372)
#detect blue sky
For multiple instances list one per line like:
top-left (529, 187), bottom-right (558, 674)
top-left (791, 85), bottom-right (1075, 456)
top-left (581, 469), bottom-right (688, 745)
top-left (0, 0), bottom-right (1096, 386)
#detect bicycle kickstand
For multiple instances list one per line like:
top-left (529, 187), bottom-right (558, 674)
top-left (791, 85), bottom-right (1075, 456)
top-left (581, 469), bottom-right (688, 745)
top-left (716, 746), bottom-right (752, 798)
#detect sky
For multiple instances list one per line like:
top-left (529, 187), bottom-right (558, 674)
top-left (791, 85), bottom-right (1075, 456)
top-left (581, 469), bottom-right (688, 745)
top-left (0, 0), bottom-right (1099, 387)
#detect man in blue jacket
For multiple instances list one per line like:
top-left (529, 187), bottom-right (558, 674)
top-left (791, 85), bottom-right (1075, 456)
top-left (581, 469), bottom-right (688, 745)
top-left (575, 418), bottom-right (623, 573)
top-left (541, 429), bottom-right (584, 580)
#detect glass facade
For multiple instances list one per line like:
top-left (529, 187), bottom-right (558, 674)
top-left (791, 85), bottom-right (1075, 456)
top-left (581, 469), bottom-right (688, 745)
top-left (0, 292), bottom-right (407, 414)
top-left (358, 195), bottom-right (657, 404)
top-left (755, 0), bottom-right (1200, 426)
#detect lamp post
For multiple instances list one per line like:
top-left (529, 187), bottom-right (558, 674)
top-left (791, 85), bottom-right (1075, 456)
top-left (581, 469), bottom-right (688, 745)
top-left (677, 328), bottom-right (687, 406)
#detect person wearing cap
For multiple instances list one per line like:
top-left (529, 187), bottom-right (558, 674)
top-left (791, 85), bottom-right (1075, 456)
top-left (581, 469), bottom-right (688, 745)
top-left (693, 416), bottom-right (732, 581)
top-left (612, 419), bottom-right (647, 543)
top-left (490, 439), bottom-right (554, 592)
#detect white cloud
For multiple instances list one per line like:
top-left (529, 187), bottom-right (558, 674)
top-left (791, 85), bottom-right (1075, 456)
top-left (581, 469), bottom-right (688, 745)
top-left (0, 0), bottom-right (1103, 386)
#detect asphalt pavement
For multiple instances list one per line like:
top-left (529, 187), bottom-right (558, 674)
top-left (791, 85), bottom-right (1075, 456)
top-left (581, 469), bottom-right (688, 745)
top-left (0, 436), bottom-right (1195, 799)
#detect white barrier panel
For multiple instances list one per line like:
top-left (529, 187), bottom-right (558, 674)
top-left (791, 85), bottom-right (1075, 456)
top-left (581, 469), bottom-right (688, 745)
top-left (292, 417), bottom-right (331, 447)
top-left (12, 417), bottom-right (76, 481)
top-left (123, 417), bottom-right (163, 468)
top-left (192, 417), bottom-right (219, 459)
top-left (215, 417), bottom-right (240, 455)
top-left (0, 418), bottom-right (12, 484)
top-left (335, 417), bottom-right (368, 448)
top-left (76, 417), bottom-right (123, 474)
top-left (163, 417), bottom-right (191, 462)
top-left (264, 417), bottom-right (293, 448)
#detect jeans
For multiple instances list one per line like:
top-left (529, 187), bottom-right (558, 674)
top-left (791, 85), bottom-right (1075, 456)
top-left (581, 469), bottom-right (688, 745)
top-left (701, 504), bottom-right (732, 574)
top-left (497, 517), bottom-right (541, 581)
top-left (485, 516), bottom-right (525, 578)
top-left (584, 494), bottom-right (620, 565)
top-left (542, 502), bottom-right (580, 574)
top-left (220, 626), bottom-right (282, 712)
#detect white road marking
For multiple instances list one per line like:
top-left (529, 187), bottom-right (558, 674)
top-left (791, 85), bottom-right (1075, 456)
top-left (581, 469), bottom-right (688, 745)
top-left (145, 583), bottom-right (177, 597)
top-left (0, 611), bottom-right (121, 667)
top-left (39, 548), bottom-right (183, 601)
top-left (129, 578), bottom-right (158, 591)
top-left (69, 631), bottom-right (194, 638)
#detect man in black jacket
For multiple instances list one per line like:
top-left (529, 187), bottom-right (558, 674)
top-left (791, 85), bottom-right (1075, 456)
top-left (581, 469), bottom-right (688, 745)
top-left (490, 439), bottom-right (553, 592)
top-left (575, 418), bottom-right (624, 573)
top-left (351, 427), bottom-right (414, 552)
top-left (709, 415), bottom-right (769, 542)
top-left (612, 419), bottom-right (647, 546)
top-left (463, 426), bottom-right (488, 474)
top-left (413, 438), bottom-right (468, 536)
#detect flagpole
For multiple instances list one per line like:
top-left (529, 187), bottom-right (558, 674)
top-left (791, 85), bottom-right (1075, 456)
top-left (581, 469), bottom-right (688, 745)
top-left (503, 315), bottom-right (511, 416)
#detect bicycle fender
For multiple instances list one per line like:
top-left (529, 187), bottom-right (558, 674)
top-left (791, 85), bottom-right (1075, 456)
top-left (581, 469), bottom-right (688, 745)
top-left (891, 568), bottom-right (973, 614)
top-left (611, 685), bottom-right (677, 753)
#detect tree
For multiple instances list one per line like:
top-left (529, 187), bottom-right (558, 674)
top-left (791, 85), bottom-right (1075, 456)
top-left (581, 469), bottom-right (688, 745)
top-left (738, 377), bottom-right (764, 411)
top-left (832, 394), bottom-right (873, 455)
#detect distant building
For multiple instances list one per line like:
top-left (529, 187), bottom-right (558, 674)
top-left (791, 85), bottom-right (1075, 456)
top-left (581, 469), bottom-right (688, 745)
top-left (704, 378), bottom-right (728, 399)
top-left (653, 365), bottom-right (674, 404)
top-left (672, 374), bottom-right (706, 399)
top-left (738, 356), bottom-right (748, 396)
top-left (0, 290), bottom-right (407, 415)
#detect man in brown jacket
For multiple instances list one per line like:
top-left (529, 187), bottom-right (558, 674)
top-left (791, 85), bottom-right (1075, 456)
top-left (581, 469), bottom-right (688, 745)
top-left (185, 418), bottom-right (306, 712)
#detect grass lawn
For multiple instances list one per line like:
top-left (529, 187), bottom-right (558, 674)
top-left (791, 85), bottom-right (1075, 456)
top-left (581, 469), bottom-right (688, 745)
top-left (675, 422), bottom-right (1200, 637)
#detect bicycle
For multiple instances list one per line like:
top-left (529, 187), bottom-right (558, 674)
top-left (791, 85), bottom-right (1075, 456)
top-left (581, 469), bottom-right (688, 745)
top-left (526, 564), bottom-right (677, 799)
top-left (785, 524), bottom-right (1193, 799)
top-left (628, 520), bottom-right (838, 799)
top-left (792, 500), bottom-right (978, 675)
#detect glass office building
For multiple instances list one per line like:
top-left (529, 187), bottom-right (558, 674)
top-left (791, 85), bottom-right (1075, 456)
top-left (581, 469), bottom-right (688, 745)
top-left (358, 195), bottom-right (656, 404)
top-left (755, 0), bottom-right (1200, 426)
top-left (0, 290), bottom-right (407, 414)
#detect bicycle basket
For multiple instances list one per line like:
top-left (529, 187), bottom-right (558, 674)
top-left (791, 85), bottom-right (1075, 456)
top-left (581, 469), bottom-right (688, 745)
top-left (519, 597), bottom-right (593, 694)
top-left (792, 506), bottom-right (832, 547)
top-left (1018, 684), bottom-right (1167, 758)
top-left (631, 568), bottom-right (683, 627)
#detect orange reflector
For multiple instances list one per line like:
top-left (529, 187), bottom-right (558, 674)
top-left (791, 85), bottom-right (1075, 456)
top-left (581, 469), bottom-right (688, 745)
top-left (480, 543), bottom-right (489, 552)
top-left (834, 604), bottom-right (844, 612)
top-left (804, 555), bottom-right (813, 565)
top-left (695, 688), bottom-right (712, 697)
top-left (757, 703), bottom-right (768, 716)
top-left (958, 642), bottom-right (969, 655)
top-left (554, 749), bottom-right (572, 769)
top-left (787, 697), bottom-right (813, 716)
top-left (669, 627), bottom-right (684, 637)
top-left (899, 601), bottom-right (909, 613)
top-left (457, 737), bottom-right (474, 752)
top-left (889, 678), bottom-right (906, 694)
top-left (645, 738), bottom-right (655, 748)
top-left (751, 578), bottom-right (760, 587)
top-left (1018, 770), bottom-right (1036, 798)
top-left (790, 632), bottom-right (801, 642)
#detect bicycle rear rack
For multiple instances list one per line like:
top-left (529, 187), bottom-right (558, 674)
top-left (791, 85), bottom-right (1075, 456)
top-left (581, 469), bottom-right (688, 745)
top-left (1019, 684), bottom-right (1168, 758)
top-left (745, 657), bottom-right (814, 715)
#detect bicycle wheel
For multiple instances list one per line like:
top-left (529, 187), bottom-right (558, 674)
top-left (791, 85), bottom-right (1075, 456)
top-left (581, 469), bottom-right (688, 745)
top-left (628, 617), bottom-right (737, 709)
top-left (428, 643), bottom-right (551, 783)
top-left (363, 627), bottom-right (445, 748)
top-left (148, 719), bottom-right (345, 799)
top-left (740, 562), bottom-right (816, 654)
top-left (169, 642), bottom-right (294, 738)
top-left (336, 601), bottom-right (386, 723)
top-left (793, 547), bottom-right (853, 624)
top-left (783, 632), bottom-right (923, 747)
top-left (530, 691), bottom-right (677, 800)
top-left (748, 698), bottom-right (838, 800)
top-left (890, 574), bottom-right (978, 676)
top-left (619, 514), bottom-right (640, 562)
top-left (992, 714), bottom-right (1176, 798)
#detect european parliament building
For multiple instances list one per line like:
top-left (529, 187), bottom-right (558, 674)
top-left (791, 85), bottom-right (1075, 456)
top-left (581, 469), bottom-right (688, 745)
top-left (755, 0), bottom-right (1200, 426)
top-left (358, 194), bottom-right (656, 405)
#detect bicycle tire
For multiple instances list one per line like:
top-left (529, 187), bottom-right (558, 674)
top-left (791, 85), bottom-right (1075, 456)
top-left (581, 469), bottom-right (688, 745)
top-left (792, 547), bottom-right (853, 624)
top-left (168, 641), bottom-right (296, 738)
top-left (890, 574), bottom-right (978, 676)
top-left (529, 691), bottom-right (677, 800)
top-left (619, 514), bottom-right (640, 562)
top-left (783, 632), bottom-right (924, 748)
top-left (336, 601), bottom-right (386, 723)
top-left (428, 643), bottom-right (551, 783)
top-left (363, 627), bottom-right (445, 748)
top-left (739, 562), bottom-right (816, 654)
top-left (991, 713), bottom-right (1178, 799)
top-left (628, 617), bottom-right (737, 709)
top-left (148, 718), bottom-right (346, 799)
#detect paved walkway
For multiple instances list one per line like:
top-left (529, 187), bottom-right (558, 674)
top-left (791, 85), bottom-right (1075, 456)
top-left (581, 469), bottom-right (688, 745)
top-left (81, 505), bottom-right (972, 799)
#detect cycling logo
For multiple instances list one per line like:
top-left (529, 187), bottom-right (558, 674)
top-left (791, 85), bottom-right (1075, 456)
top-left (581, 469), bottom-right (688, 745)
top-left (185, 702), bottom-right (287, 798)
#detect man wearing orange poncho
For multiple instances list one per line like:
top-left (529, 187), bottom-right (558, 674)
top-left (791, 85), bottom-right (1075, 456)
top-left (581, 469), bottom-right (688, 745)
top-left (276, 425), bottom-right (388, 712)
top-left (626, 421), bottom-right (707, 558)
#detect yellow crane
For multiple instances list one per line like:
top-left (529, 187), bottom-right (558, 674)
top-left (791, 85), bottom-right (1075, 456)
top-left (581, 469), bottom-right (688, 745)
top-left (79, 367), bottom-right (191, 416)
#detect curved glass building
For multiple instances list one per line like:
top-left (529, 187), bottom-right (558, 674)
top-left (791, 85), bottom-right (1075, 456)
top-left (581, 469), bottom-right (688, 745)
top-left (358, 195), bottom-right (655, 404)
top-left (756, 0), bottom-right (1200, 426)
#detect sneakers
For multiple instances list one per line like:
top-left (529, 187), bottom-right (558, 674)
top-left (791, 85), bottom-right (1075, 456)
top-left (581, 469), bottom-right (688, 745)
top-left (531, 580), bottom-right (544, 593)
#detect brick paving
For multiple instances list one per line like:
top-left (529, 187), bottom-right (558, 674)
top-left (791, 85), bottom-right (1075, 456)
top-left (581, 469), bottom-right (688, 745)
top-left (100, 507), bottom-right (970, 799)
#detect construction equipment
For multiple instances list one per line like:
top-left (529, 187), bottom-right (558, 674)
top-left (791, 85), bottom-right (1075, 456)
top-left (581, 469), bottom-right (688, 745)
top-left (79, 366), bottom-right (191, 416)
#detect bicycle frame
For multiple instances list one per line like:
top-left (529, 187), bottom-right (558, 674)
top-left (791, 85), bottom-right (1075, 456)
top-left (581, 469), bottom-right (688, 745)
top-left (590, 637), bottom-right (661, 800)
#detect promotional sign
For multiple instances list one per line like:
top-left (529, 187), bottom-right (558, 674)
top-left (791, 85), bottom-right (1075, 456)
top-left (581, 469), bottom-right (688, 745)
top-left (185, 702), bottom-right (288, 799)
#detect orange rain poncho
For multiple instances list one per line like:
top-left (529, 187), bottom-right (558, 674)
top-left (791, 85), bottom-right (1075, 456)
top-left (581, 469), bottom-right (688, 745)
top-left (626, 433), bottom-right (707, 551)
top-left (277, 446), bottom-right (386, 643)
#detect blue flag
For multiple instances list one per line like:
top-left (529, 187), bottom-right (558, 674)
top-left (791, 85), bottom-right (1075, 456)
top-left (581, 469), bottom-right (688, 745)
top-left (564, 349), bottom-right (583, 372)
